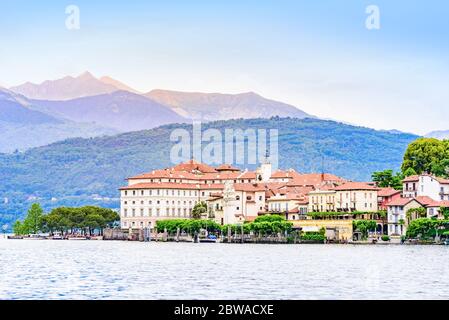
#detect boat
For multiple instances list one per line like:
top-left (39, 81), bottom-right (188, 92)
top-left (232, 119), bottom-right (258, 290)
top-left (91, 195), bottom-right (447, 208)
top-left (199, 235), bottom-right (217, 243)
top-left (67, 236), bottom-right (87, 240)
top-left (7, 235), bottom-right (23, 240)
top-left (26, 234), bottom-right (46, 240)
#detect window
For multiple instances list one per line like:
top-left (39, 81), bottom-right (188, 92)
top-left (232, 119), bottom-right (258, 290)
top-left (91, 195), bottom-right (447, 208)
top-left (124, 209), bottom-right (128, 217)
top-left (140, 208), bottom-right (144, 216)
top-left (124, 191), bottom-right (128, 196)
top-left (133, 191), bottom-right (136, 196)
top-left (236, 196), bottom-right (240, 201)
top-left (141, 190), bottom-right (144, 196)
top-left (132, 209), bottom-right (135, 217)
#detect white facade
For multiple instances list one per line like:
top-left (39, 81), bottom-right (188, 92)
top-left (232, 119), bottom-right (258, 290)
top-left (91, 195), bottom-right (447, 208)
top-left (387, 199), bottom-right (423, 237)
top-left (403, 174), bottom-right (449, 201)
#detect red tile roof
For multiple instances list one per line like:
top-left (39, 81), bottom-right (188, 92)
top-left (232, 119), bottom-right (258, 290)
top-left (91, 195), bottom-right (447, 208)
top-left (387, 196), bottom-right (436, 207)
top-left (120, 182), bottom-right (224, 190)
top-left (238, 171), bottom-right (257, 179)
top-left (270, 169), bottom-right (301, 179)
top-left (387, 197), bottom-right (416, 206)
top-left (172, 159), bottom-right (217, 173)
top-left (378, 188), bottom-right (402, 197)
top-left (436, 177), bottom-right (449, 184)
top-left (403, 175), bottom-right (419, 182)
top-left (287, 173), bottom-right (347, 187)
top-left (415, 196), bottom-right (435, 206)
top-left (426, 200), bottom-right (449, 208)
top-left (216, 164), bottom-right (240, 172)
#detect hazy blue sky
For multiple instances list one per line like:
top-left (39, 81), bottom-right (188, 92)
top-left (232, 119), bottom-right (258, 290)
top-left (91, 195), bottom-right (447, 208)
top-left (1, 0), bottom-right (448, 134)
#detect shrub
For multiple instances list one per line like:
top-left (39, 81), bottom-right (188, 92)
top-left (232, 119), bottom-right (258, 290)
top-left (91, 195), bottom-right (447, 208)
top-left (381, 235), bottom-right (390, 242)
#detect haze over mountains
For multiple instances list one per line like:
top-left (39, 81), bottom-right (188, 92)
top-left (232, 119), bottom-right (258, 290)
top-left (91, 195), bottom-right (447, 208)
top-left (0, 88), bottom-right (117, 153)
top-left (32, 91), bottom-right (186, 132)
top-left (0, 72), bottom-right (314, 152)
top-left (426, 130), bottom-right (449, 140)
top-left (146, 89), bottom-right (311, 121)
top-left (10, 71), bottom-right (133, 101)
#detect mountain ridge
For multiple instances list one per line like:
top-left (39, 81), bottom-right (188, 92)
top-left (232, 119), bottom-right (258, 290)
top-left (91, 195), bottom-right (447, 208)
top-left (10, 72), bottom-right (140, 101)
top-left (145, 89), bottom-right (312, 121)
top-left (30, 90), bottom-right (187, 132)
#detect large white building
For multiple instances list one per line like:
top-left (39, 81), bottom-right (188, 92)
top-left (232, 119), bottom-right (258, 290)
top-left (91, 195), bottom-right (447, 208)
top-left (119, 160), bottom-right (353, 230)
top-left (403, 174), bottom-right (449, 201)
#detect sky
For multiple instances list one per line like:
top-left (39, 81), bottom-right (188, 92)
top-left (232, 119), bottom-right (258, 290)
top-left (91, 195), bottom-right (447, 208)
top-left (0, 0), bottom-right (448, 134)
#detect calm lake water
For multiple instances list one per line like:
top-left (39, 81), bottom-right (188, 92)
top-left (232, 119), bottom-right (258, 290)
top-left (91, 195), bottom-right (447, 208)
top-left (1, 238), bottom-right (449, 300)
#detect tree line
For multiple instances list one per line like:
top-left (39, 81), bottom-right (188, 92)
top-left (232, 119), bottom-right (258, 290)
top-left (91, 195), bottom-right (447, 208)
top-left (13, 203), bottom-right (120, 236)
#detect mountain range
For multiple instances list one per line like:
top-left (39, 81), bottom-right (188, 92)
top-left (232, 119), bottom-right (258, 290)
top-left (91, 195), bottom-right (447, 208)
top-left (0, 72), bottom-right (313, 152)
top-left (146, 89), bottom-right (311, 121)
top-left (0, 88), bottom-right (117, 153)
top-left (426, 130), bottom-right (449, 140)
top-left (0, 117), bottom-right (419, 228)
top-left (10, 71), bottom-right (134, 101)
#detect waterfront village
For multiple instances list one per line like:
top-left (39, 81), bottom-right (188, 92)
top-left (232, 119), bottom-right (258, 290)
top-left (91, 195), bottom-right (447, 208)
top-left (112, 158), bottom-right (449, 244)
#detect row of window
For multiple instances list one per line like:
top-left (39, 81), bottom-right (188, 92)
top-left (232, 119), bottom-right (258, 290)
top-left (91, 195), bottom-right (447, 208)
top-left (124, 189), bottom-right (205, 197)
top-left (123, 207), bottom-right (193, 218)
top-left (124, 199), bottom-right (198, 206)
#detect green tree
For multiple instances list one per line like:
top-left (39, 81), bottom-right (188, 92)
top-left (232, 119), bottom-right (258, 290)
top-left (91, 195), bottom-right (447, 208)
top-left (22, 203), bottom-right (44, 234)
top-left (13, 220), bottom-right (25, 235)
top-left (402, 138), bottom-right (449, 177)
top-left (441, 207), bottom-right (449, 220)
top-left (353, 220), bottom-right (377, 240)
top-left (191, 201), bottom-right (207, 219)
top-left (403, 167), bottom-right (417, 178)
top-left (372, 170), bottom-right (403, 189)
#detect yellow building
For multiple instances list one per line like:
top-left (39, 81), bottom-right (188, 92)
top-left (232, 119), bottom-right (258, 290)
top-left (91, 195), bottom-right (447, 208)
top-left (292, 219), bottom-right (353, 242)
top-left (308, 187), bottom-right (336, 212)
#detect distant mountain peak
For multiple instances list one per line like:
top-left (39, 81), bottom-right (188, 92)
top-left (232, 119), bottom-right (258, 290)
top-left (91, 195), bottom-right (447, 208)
top-left (77, 71), bottom-right (95, 79)
top-left (10, 72), bottom-right (139, 101)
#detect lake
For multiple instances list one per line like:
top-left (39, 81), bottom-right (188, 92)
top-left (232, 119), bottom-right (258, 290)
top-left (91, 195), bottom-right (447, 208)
top-left (1, 239), bottom-right (449, 300)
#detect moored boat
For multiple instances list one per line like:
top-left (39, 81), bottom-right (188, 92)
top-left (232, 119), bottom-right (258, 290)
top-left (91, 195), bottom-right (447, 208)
top-left (67, 236), bottom-right (87, 240)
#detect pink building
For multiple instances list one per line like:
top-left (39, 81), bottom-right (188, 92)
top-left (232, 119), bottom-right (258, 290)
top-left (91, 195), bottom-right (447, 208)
top-left (377, 188), bottom-right (402, 211)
